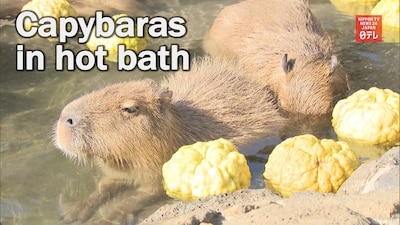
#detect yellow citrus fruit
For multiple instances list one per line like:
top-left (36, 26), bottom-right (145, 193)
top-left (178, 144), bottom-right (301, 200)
top-left (330, 0), bottom-right (379, 15)
top-left (21, 0), bottom-right (77, 32)
top-left (86, 14), bottom-right (149, 62)
top-left (162, 138), bottom-right (251, 201)
top-left (263, 134), bottom-right (360, 198)
top-left (371, 0), bottom-right (400, 42)
top-left (332, 87), bottom-right (400, 147)
top-left (372, 0), bottom-right (399, 28)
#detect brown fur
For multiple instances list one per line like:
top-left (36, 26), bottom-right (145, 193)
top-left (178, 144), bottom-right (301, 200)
top-left (54, 57), bottom-right (286, 224)
top-left (204, 0), bottom-right (350, 115)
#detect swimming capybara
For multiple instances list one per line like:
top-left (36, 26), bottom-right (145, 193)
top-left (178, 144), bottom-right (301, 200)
top-left (54, 57), bottom-right (287, 224)
top-left (204, 0), bottom-right (350, 115)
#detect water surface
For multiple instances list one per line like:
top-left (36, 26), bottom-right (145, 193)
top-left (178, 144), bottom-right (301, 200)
top-left (1, 0), bottom-right (399, 224)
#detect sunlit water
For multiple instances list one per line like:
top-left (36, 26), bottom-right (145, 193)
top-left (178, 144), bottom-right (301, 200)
top-left (1, 0), bottom-right (399, 224)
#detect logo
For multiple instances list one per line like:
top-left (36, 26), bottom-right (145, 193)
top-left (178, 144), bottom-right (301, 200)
top-left (355, 15), bottom-right (382, 42)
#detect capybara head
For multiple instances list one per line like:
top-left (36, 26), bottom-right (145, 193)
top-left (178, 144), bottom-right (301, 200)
top-left (277, 54), bottom-right (350, 115)
top-left (54, 80), bottom-right (177, 170)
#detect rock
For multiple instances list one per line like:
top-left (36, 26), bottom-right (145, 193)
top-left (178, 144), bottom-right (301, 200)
top-left (222, 191), bottom-right (372, 225)
top-left (334, 190), bottom-right (399, 223)
top-left (338, 147), bottom-right (399, 195)
top-left (140, 147), bottom-right (400, 225)
top-left (140, 189), bottom-right (280, 224)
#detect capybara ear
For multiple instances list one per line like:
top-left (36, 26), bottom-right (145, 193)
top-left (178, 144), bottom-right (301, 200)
top-left (282, 54), bottom-right (289, 74)
top-left (155, 87), bottom-right (173, 103)
top-left (330, 55), bottom-right (339, 74)
top-left (281, 54), bottom-right (294, 74)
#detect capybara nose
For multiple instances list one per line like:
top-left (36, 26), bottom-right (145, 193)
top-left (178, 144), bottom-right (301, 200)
top-left (65, 117), bottom-right (78, 127)
top-left (59, 108), bottom-right (81, 128)
top-left (59, 101), bottom-right (83, 128)
top-left (55, 111), bottom-right (81, 151)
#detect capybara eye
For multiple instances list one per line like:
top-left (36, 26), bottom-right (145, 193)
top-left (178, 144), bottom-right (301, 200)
top-left (122, 106), bottom-right (139, 114)
top-left (121, 100), bottom-right (139, 115)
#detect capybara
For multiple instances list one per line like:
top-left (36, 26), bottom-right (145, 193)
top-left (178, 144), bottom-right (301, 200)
top-left (54, 57), bottom-right (287, 224)
top-left (204, 0), bottom-right (350, 115)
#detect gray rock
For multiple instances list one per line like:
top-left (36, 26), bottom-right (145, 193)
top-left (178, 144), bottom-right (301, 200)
top-left (338, 147), bottom-right (399, 195)
top-left (140, 189), bottom-right (280, 224)
top-left (140, 147), bottom-right (400, 225)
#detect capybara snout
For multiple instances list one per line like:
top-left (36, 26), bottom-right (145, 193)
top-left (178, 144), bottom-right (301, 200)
top-left (59, 106), bottom-right (80, 128)
top-left (55, 80), bottom-right (176, 167)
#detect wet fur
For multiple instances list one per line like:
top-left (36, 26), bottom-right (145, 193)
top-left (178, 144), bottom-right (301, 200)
top-left (204, 0), bottom-right (350, 115)
top-left (55, 57), bottom-right (287, 224)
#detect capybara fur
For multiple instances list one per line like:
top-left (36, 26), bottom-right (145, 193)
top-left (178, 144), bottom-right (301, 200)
top-left (204, 0), bottom-right (350, 115)
top-left (54, 57), bottom-right (286, 224)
